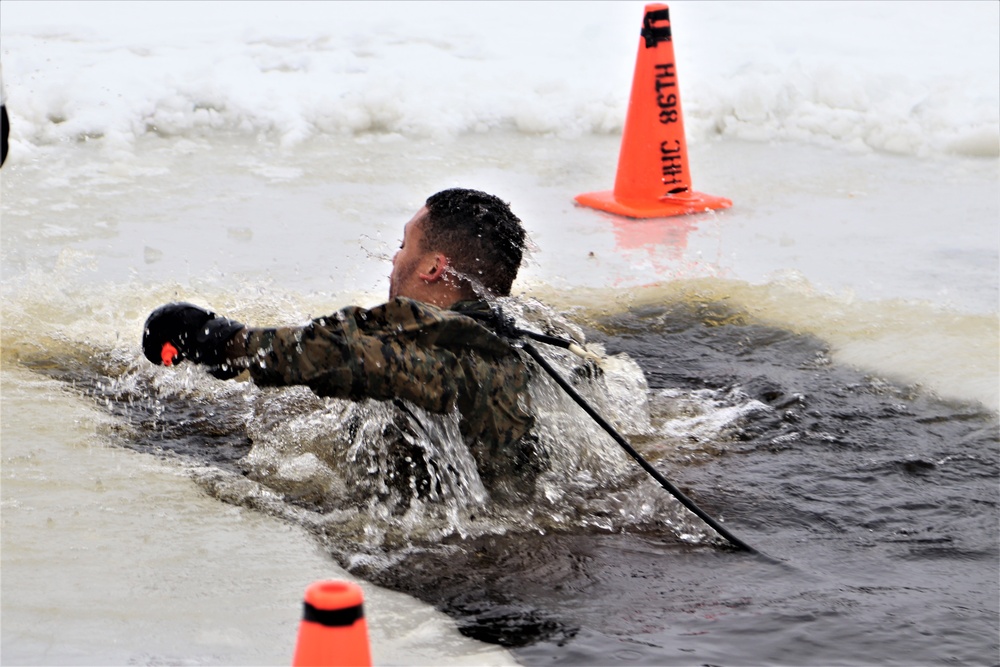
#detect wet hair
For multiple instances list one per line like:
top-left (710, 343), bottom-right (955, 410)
top-left (421, 188), bottom-right (526, 297)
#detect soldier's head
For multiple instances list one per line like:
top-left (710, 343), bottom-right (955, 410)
top-left (389, 188), bottom-right (526, 307)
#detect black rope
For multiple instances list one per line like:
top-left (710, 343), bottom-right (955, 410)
top-left (463, 307), bottom-right (757, 553)
top-left (521, 342), bottom-right (756, 553)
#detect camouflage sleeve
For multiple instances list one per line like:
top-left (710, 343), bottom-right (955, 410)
top-left (241, 302), bottom-right (463, 414)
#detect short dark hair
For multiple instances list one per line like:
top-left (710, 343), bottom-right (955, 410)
top-left (422, 188), bottom-right (526, 297)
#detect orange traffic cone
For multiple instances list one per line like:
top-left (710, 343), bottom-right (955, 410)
top-left (292, 580), bottom-right (372, 667)
top-left (576, 3), bottom-right (731, 218)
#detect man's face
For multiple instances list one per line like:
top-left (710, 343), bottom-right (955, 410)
top-left (388, 207), bottom-right (431, 300)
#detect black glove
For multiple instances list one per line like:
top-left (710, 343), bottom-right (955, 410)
top-left (142, 302), bottom-right (245, 379)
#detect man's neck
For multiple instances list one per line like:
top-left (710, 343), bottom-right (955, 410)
top-left (423, 285), bottom-right (478, 309)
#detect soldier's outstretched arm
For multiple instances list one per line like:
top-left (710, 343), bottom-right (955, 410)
top-left (237, 313), bottom-right (459, 413)
top-left (143, 300), bottom-right (465, 414)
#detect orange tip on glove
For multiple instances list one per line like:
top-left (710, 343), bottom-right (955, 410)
top-left (161, 342), bottom-right (178, 366)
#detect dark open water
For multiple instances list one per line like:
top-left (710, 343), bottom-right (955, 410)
top-left (35, 297), bottom-right (1000, 666)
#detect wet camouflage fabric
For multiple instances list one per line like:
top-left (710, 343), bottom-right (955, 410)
top-left (241, 297), bottom-right (538, 497)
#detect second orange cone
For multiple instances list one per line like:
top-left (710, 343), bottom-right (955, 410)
top-left (292, 580), bottom-right (372, 667)
top-left (576, 4), bottom-right (731, 218)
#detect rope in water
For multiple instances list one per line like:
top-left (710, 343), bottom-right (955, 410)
top-left (519, 340), bottom-right (756, 553)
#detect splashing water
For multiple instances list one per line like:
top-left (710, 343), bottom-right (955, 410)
top-left (9, 279), bottom-right (758, 568)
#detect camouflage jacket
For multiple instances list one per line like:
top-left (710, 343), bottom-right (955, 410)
top-left (242, 298), bottom-right (537, 494)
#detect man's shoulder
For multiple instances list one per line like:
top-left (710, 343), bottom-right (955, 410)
top-left (359, 297), bottom-right (449, 329)
top-left (357, 298), bottom-right (513, 355)
top-left (360, 297), bottom-right (491, 324)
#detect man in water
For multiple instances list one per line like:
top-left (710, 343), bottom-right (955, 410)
top-left (142, 188), bottom-right (539, 501)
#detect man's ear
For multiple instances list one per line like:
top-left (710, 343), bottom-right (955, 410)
top-left (418, 253), bottom-right (449, 282)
